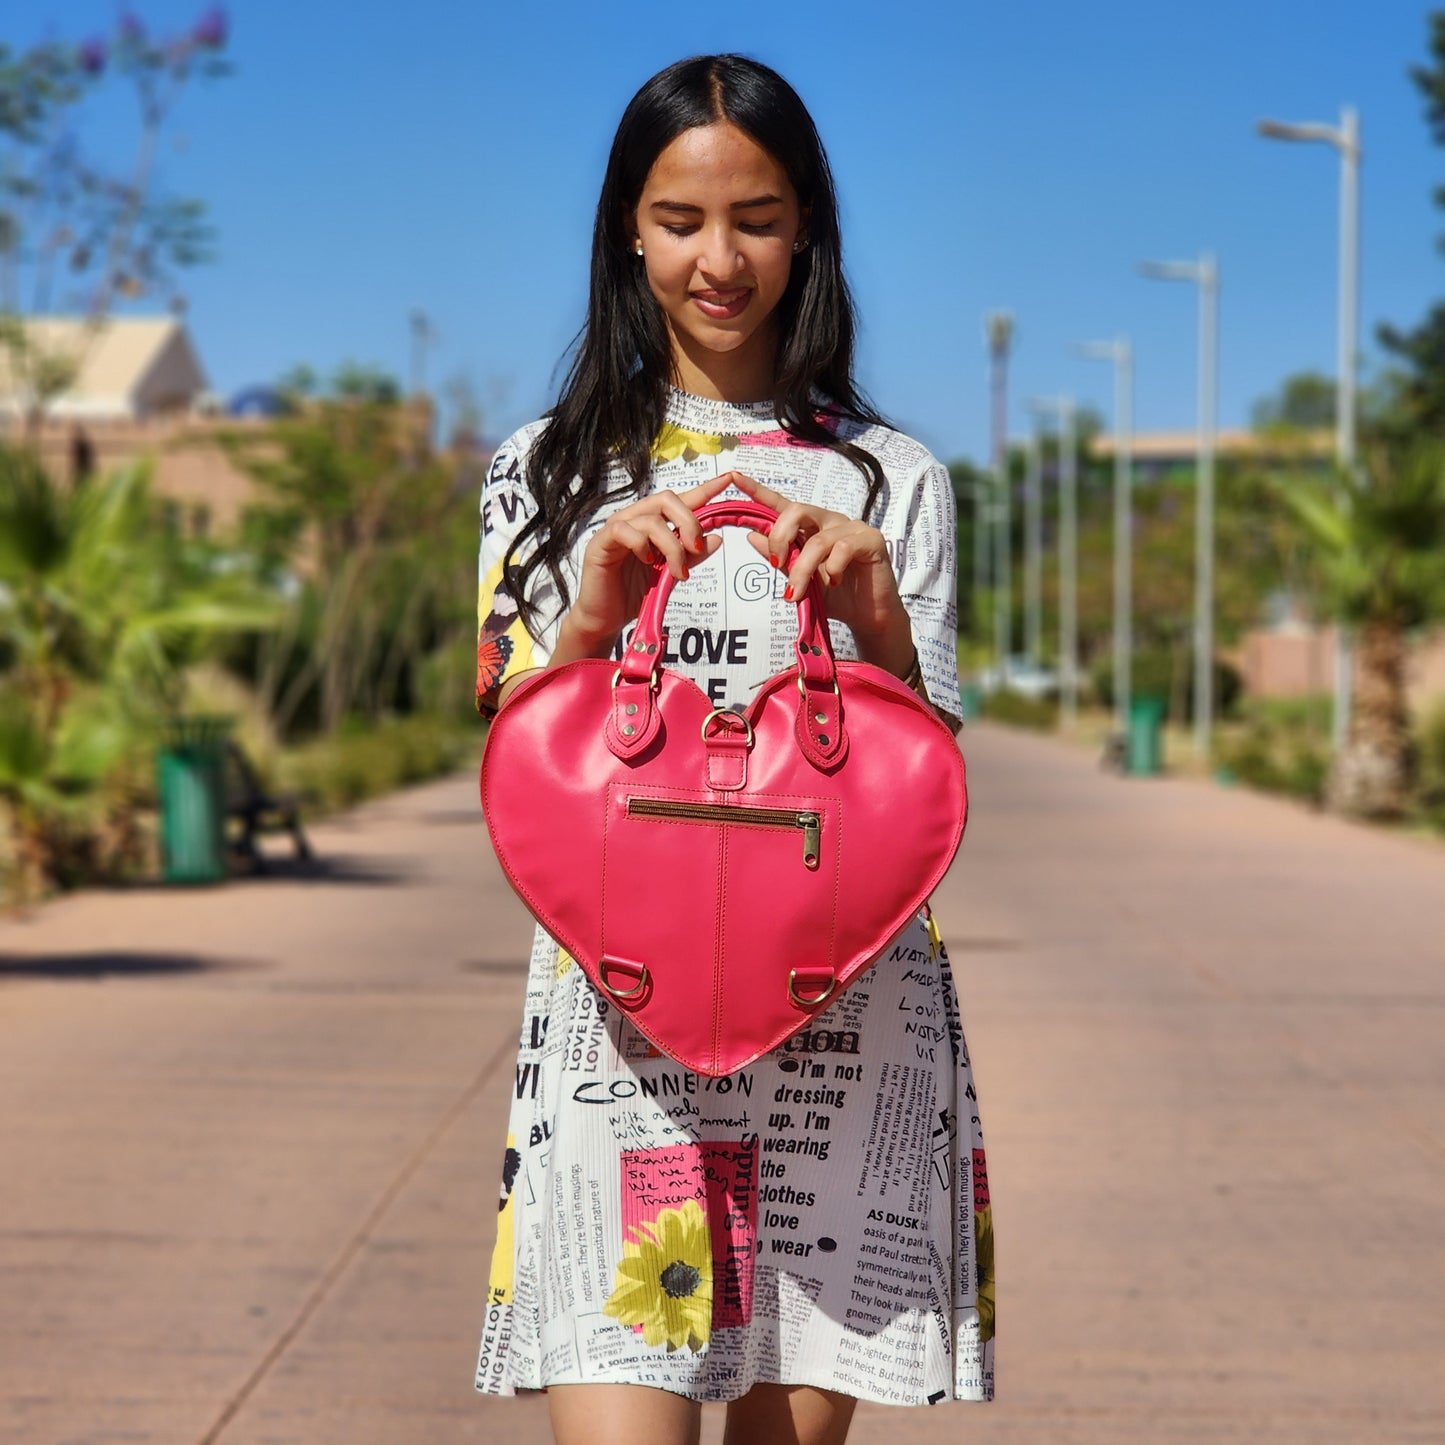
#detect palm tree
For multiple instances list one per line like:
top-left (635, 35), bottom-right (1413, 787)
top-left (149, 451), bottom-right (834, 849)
top-left (0, 445), bottom-right (279, 895)
top-left (1275, 439), bottom-right (1445, 817)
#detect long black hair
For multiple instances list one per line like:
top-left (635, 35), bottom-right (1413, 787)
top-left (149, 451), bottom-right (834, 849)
top-left (507, 53), bottom-right (889, 629)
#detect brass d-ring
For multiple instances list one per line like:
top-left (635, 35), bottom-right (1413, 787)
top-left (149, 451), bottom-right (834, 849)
top-left (700, 707), bottom-right (753, 747)
top-left (795, 672), bottom-right (842, 698)
top-left (788, 970), bottom-right (838, 1008)
top-left (612, 666), bottom-right (660, 691)
top-left (600, 962), bottom-right (649, 1000)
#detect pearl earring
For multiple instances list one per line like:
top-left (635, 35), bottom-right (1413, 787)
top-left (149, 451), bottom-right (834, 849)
top-left (793, 239), bottom-right (806, 253)
top-left (634, 240), bottom-right (644, 256)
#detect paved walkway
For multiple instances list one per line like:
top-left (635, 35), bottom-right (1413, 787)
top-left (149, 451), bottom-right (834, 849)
top-left (2, 724), bottom-right (1442, 1444)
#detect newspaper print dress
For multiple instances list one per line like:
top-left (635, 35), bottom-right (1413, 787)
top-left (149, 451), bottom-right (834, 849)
top-left (473, 388), bottom-right (995, 1407)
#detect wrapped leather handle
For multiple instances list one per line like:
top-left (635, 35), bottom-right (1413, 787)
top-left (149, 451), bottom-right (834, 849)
top-left (608, 496), bottom-right (848, 770)
top-left (620, 498), bottom-right (834, 685)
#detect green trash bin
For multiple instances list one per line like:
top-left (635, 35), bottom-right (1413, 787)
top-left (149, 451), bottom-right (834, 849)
top-left (157, 716), bottom-right (232, 883)
top-left (1126, 695), bottom-right (1167, 777)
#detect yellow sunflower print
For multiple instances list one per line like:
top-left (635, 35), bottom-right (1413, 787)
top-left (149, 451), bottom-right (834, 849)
top-left (650, 423), bottom-right (738, 465)
top-left (603, 1196), bottom-right (713, 1353)
top-left (975, 1203), bottom-right (996, 1344)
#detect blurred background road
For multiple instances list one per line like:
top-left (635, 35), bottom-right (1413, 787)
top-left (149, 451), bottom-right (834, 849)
top-left (3, 722), bottom-right (1442, 1445)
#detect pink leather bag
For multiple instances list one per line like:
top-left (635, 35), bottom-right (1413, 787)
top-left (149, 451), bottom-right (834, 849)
top-left (480, 497), bottom-right (967, 1076)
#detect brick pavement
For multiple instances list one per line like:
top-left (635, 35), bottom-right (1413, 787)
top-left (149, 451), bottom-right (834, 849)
top-left (1, 723), bottom-right (1442, 1444)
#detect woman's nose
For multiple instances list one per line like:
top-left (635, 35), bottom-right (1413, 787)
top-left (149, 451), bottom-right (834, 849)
top-left (697, 226), bottom-right (746, 280)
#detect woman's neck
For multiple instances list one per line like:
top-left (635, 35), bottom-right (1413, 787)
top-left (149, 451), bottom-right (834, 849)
top-left (666, 319), bottom-right (779, 404)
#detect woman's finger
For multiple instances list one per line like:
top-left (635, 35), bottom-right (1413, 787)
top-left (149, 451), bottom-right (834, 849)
top-left (603, 517), bottom-right (658, 568)
top-left (651, 490), bottom-right (711, 554)
top-left (767, 501), bottom-right (828, 572)
top-left (679, 472), bottom-right (740, 512)
top-left (814, 535), bottom-right (860, 587)
top-left (636, 515), bottom-right (691, 580)
top-left (722, 470), bottom-right (789, 515)
top-left (781, 527), bottom-right (844, 600)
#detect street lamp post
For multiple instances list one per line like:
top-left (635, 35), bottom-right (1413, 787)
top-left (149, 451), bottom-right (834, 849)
top-left (1028, 396), bottom-right (1079, 729)
top-left (959, 474), bottom-right (993, 663)
top-left (1140, 253), bottom-right (1219, 759)
top-left (1024, 422), bottom-right (1043, 667)
top-left (1257, 105), bottom-right (1362, 751)
top-left (1077, 338), bottom-right (1135, 736)
top-left (986, 313), bottom-right (1015, 683)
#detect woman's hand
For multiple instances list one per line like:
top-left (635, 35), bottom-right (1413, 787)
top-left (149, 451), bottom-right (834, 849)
top-left (497, 473), bottom-right (739, 710)
top-left (561, 472), bottom-right (737, 653)
top-left (728, 472), bottom-right (916, 677)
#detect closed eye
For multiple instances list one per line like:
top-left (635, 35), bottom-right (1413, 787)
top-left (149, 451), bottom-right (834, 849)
top-left (662, 223), bottom-right (776, 237)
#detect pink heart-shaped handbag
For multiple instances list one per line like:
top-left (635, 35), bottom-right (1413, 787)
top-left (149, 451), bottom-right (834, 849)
top-left (480, 497), bottom-right (967, 1076)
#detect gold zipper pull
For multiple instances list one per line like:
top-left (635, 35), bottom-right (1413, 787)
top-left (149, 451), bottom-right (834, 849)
top-left (799, 813), bottom-right (820, 869)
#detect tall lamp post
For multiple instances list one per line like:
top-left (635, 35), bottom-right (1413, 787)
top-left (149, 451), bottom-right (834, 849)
top-left (1076, 337), bottom-right (1135, 736)
top-left (1027, 396), bottom-right (1079, 730)
top-left (986, 313), bottom-right (1015, 681)
top-left (1023, 422), bottom-right (1043, 667)
top-left (1257, 106), bottom-right (1361, 752)
top-left (959, 474), bottom-right (994, 666)
top-left (1140, 253), bottom-right (1219, 759)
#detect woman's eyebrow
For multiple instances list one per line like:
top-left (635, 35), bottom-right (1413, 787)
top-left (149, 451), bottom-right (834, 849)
top-left (649, 194), bottom-right (784, 213)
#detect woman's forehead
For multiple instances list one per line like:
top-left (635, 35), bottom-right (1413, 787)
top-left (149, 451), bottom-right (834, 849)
top-left (641, 122), bottom-right (795, 207)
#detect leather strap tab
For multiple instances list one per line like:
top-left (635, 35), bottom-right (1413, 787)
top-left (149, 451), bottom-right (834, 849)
top-left (619, 632), bottom-right (663, 685)
top-left (606, 677), bottom-right (659, 759)
top-left (618, 500), bottom-right (847, 763)
top-left (796, 681), bottom-right (847, 769)
top-left (705, 731), bottom-right (750, 791)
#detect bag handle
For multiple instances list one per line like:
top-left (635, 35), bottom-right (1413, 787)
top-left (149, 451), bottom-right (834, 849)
top-left (607, 497), bottom-right (848, 769)
top-left (621, 498), bottom-right (833, 680)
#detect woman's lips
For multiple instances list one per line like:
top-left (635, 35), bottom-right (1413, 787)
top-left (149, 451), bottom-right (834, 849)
top-left (690, 288), bottom-right (750, 320)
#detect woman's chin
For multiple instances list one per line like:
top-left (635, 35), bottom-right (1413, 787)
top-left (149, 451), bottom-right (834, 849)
top-left (678, 322), bottom-right (759, 357)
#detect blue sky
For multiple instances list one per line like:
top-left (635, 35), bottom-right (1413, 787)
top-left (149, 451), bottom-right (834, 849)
top-left (18, 0), bottom-right (1444, 464)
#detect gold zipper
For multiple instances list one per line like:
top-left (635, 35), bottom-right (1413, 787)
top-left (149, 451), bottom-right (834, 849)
top-left (626, 796), bottom-right (821, 869)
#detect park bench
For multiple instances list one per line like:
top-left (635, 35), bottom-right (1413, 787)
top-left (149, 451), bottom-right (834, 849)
top-left (223, 741), bottom-right (312, 872)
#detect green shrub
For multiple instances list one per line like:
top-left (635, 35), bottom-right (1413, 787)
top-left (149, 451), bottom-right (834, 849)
top-left (1417, 702), bottom-right (1445, 830)
top-left (1240, 694), bottom-right (1333, 736)
top-left (1092, 649), bottom-right (1244, 719)
top-left (277, 714), bottom-right (478, 815)
top-left (981, 688), bottom-right (1058, 731)
top-left (1215, 706), bottom-right (1330, 806)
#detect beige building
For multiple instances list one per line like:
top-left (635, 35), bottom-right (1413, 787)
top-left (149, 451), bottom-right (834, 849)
top-left (1089, 428), bottom-right (1333, 481)
top-left (1240, 620), bottom-right (1445, 716)
top-left (0, 315), bottom-right (264, 533)
top-left (2, 318), bottom-right (454, 538)
top-left (0, 315), bottom-right (210, 422)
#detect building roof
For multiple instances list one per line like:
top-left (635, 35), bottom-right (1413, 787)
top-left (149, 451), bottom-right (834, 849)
top-left (0, 315), bottom-right (208, 420)
top-left (1088, 428), bottom-right (1334, 461)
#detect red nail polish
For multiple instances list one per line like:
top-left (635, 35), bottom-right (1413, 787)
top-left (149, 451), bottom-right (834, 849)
top-left (783, 583), bottom-right (795, 602)
top-left (769, 554), bottom-right (779, 569)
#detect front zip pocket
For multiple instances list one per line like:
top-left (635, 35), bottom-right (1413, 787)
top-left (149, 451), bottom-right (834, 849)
top-left (626, 796), bottom-right (821, 869)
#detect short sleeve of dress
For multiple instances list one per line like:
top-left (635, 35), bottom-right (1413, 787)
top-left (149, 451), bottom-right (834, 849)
top-left (476, 429), bottom-right (552, 718)
top-left (896, 456), bottom-right (962, 735)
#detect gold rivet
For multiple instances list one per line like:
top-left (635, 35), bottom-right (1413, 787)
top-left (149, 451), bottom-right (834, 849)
top-left (622, 724), bottom-right (636, 737)
top-left (814, 710), bottom-right (827, 724)
top-left (625, 702), bottom-right (638, 716)
top-left (633, 641), bottom-right (645, 652)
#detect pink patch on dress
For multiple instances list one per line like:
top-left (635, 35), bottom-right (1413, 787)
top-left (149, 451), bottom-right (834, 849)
top-left (619, 1137), bottom-right (759, 1330)
top-left (736, 413), bottom-right (841, 450)
top-left (972, 1147), bottom-right (990, 1212)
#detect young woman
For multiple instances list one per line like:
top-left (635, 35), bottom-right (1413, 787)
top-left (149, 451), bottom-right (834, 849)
top-left (473, 54), bottom-right (994, 1445)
